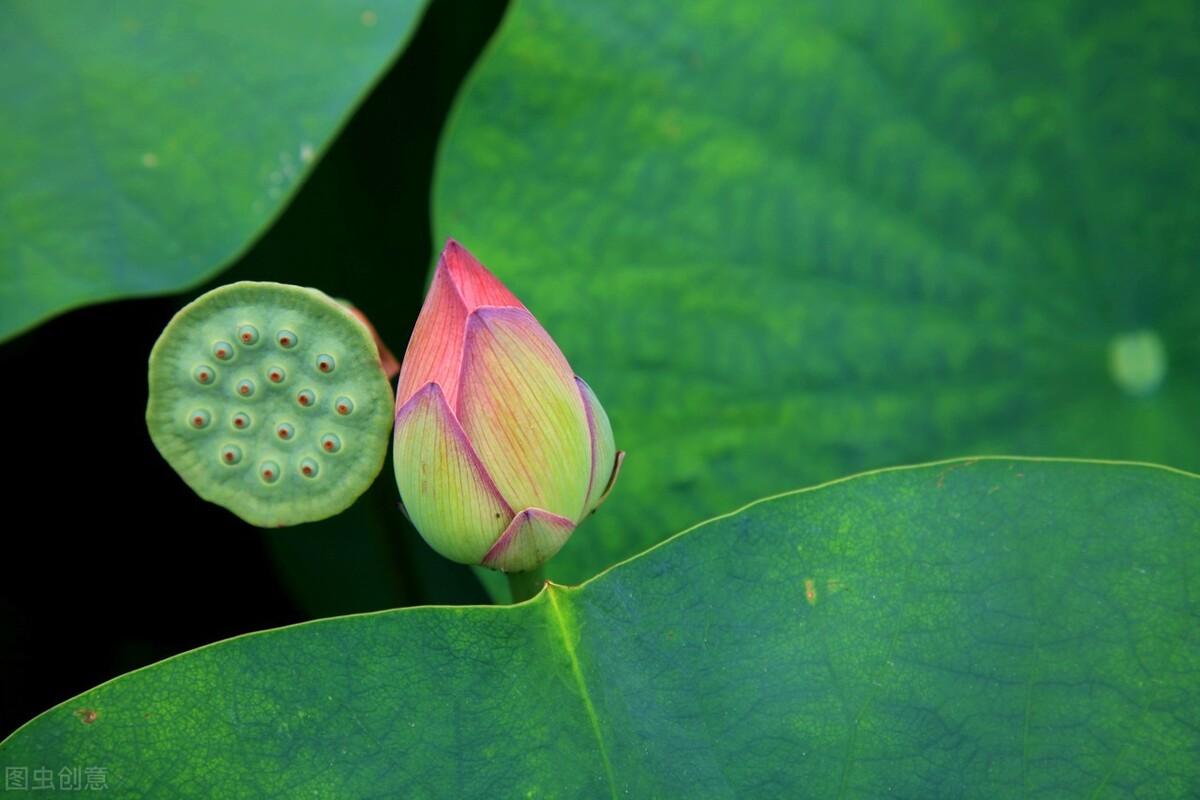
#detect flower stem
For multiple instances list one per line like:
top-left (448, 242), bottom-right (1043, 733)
top-left (506, 566), bottom-right (547, 604)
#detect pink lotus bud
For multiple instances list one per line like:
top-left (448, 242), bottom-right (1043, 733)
top-left (393, 240), bottom-right (623, 572)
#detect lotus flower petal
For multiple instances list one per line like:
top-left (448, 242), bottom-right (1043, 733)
top-left (393, 382), bottom-right (511, 565)
top-left (396, 240), bottom-right (523, 408)
top-left (577, 377), bottom-right (622, 515)
top-left (456, 306), bottom-right (592, 518)
top-left (441, 239), bottom-right (523, 309)
top-left (393, 239), bottom-right (620, 572)
top-left (340, 300), bottom-right (402, 380)
top-left (482, 508), bottom-right (576, 573)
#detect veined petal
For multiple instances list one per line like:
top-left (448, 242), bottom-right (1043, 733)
top-left (393, 382), bottom-right (512, 565)
top-left (456, 307), bottom-right (592, 518)
top-left (482, 508), bottom-right (575, 573)
top-left (595, 451), bottom-right (625, 510)
top-left (441, 239), bottom-right (523, 310)
top-left (395, 240), bottom-right (524, 408)
top-left (395, 265), bottom-right (469, 408)
top-left (577, 376), bottom-right (622, 517)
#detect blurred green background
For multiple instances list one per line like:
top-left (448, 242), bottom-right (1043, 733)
top-left (2, 0), bottom-right (1197, 736)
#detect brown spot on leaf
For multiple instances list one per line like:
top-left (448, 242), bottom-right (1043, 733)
top-left (935, 460), bottom-right (979, 489)
top-left (75, 708), bottom-right (98, 725)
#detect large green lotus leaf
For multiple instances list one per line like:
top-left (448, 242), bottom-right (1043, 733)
top-left (0, 0), bottom-right (426, 342)
top-left (2, 459), bottom-right (1198, 797)
top-left (433, 0), bottom-right (1200, 591)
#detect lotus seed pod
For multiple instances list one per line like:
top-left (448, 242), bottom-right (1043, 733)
top-left (147, 281), bottom-right (395, 527)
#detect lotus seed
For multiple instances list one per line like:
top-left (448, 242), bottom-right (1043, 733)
top-left (276, 423), bottom-right (295, 441)
top-left (276, 330), bottom-right (297, 349)
top-left (335, 396), bottom-right (354, 415)
top-left (189, 410), bottom-right (211, 429)
top-left (220, 445), bottom-right (242, 465)
top-left (213, 341), bottom-right (234, 360)
top-left (316, 354), bottom-right (336, 373)
top-left (267, 366), bottom-right (286, 383)
top-left (297, 389), bottom-right (316, 407)
top-left (237, 325), bottom-right (260, 345)
top-left (232, 412), bottom-right (251, 430)
top-left (320, 433), bottom-right (342, 453)
top-left (260, 460), bottom-right (280, 483)
top-left (194, 365), bottom-right (215, 385)
top-left (236, 379), bottom-right (256, 398)
top-left (299, 458), bottom-right (319, 478)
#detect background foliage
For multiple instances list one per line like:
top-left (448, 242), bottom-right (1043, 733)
top-left (0, 0), bottom-right (428, 341)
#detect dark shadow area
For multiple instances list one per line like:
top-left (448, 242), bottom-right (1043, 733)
top-left (0, 0), bottom-right (509, 736)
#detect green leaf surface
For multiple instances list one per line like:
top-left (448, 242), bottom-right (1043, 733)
top-left (433, 0), bottom-right (1200, 591)
top-left (0, 0), bottom-right (426, 342)
top-left (3, 459), bottom-right (1198, 797)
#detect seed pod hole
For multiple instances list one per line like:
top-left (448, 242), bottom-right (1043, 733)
top-left (260, 460), bottom-right (280, 483)
top-left (193, 365), bottom-right (215, 385)
top-left (320, 433), bottom-right (342, 453)
top-left (220, 445), bottom-right (242, 465)
top-left (189, 410), bottom-right (211, 429)
top-left (232, 412), bottom-right (251, 430)
top-left (213, 341), bottom-right (234, 361)
top-left (235, 379), bottom-right (256, 398)
top-left (276, 330), bottom-right (297, 349)
top-left (237, 325), bottom-right (260, 345)
top-left (335, 396), bottom-right (354, 416)
top-left (316, 354), bottom-right (336, 374)
top-left (267, 366), bottom-right (286, 384)
top-left (299, 458), bottom-right (319, 478)
top-left (276, 423), bottom-right (295, 441)
top-left (297, 389), bottom-right (316, 408)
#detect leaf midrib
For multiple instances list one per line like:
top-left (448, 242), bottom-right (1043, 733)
top-left (545, 584), bottom-right (618, 800)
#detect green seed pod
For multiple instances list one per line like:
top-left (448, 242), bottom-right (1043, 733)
top-left (147, 281), bottom-right (394, 527)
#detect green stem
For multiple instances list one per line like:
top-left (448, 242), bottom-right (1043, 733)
top-left (506, 565), bottom-right (547, 604)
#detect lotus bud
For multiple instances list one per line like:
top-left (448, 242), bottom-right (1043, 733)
top-left (393, 240), bottom-right (623, 572)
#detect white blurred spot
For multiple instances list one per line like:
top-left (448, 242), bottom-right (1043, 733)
top-left (1108, 329), bottom-right (1167, 397)
top-left (278, 152), bottom-right (297, 181)
top-left (300, 143), bottom-right (315, 163)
